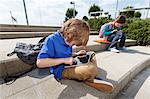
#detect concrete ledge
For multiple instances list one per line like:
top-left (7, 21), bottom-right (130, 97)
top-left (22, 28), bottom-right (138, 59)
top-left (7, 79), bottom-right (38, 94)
top-left (0, 32), bottom-right (53, 39)
top-left (0, 46), bottom-right (150, 99)
top-left (0, 58), bottom-right (34, 78)
top-left (0, 37), bottom-right (136, 78)
top-left (0, 31), bottom-right (98, 39)
top-left (0, 24), bottom-right (61, 32)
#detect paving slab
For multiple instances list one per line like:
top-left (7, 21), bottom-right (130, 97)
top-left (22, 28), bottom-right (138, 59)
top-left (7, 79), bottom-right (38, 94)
top-left (0, 46), bottom-right (149, 99)
top-left (116, 65), bottom-right (150, 99)
top-left (135, 76), bottom-right (150, 99)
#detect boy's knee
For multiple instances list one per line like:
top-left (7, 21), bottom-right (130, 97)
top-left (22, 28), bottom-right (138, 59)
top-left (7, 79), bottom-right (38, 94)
top-left (83, 65), bottom-right (98, 80)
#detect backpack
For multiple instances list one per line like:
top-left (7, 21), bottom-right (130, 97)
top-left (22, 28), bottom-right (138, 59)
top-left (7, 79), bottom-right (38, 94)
top-left (4, 36), bottom-right (47, 84)
top-left (99, 22), bottom-right (113, 38)
top-left (7, 36), bottom-right (47, 65)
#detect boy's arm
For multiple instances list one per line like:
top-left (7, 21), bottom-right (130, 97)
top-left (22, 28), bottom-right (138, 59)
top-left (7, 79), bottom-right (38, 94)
top-left (36, 57), bottom-right (73, 68)
top-left (102, 24), bottom-right (113, 37)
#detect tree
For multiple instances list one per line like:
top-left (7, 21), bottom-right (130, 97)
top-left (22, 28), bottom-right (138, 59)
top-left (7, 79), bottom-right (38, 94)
top-left (82, 16), bottom-right (88, 21)
top-left (124, 6), bottom-right (133, 9)
top-left (65, 8), bottom-right (78, 21)
top-left (120, 6), bottom-right (135, 18)
top-left (134, 11), bottom-right (141, 18)
top-left (88, 4), bottom-right (102, 17)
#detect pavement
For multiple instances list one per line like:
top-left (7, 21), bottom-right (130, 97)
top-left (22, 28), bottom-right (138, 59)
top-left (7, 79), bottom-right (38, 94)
top-left (0, 46), bottom-right (150, 99)
top-left (135, 76), bottom-right (150, 99)
top-left (116, 65), bottom-right (150, 99)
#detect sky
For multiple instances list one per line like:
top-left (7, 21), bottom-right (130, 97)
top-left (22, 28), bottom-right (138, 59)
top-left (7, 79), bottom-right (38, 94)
top-left (0, 0), bottom-right (149, 26)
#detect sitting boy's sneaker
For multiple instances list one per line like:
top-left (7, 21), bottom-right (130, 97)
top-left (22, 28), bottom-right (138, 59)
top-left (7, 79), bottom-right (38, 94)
top-left (108, 47), bottom-right (120, 53)
top-left (118, 46), bottom-right (128, 51)
top-left (95, 77), bottom-right (103, 80)
top-left (85, 79), bottom-right (114, 93)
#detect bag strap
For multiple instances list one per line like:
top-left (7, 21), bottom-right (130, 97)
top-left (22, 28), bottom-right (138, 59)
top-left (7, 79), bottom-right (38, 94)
top-left (7, 51), bottom-right (16, 56)
top-left (38, 36), bottom-right (47, 44)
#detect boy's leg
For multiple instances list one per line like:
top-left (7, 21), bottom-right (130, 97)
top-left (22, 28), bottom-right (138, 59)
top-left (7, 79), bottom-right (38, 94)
top-left (108, 33), bottom-right (122, 48)
top-left (119, 33), bottom-right (126, 47)
top-left (62, 55), bottom-right (98, 81)
top-left (62, 55), bottom-right (113, 92)
top-left (107, 34), bottom-right (116, 48)
top-left (108, 32), bottom-right (122, 48)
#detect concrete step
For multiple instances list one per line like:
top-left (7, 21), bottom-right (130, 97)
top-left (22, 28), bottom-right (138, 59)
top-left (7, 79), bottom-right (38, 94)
top-left (0, 36), bottom-right (136, 78)
top-left (0, 31), bottom-right (98, 39)
top-left (0, 32), bottom-right (53, 39)
top-left (0, 24), bottom-right (95, 33)
top-left (116, 65), bottom-right (150, 99)
top-left (0, 24), bottom-right (61, 32)
top-left (135, 77), bottom-right (150, 99)
top-left (0, 46), bottom-right (150, 99)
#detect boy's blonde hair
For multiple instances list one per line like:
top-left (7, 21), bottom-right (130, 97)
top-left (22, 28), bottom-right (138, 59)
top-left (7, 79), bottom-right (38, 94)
top-left (59, 19), bottom-right (90, 46)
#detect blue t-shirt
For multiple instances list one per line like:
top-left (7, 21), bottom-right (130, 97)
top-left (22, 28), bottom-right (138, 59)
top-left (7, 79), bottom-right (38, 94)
top-left (37, 32), bottom-right (72, 80)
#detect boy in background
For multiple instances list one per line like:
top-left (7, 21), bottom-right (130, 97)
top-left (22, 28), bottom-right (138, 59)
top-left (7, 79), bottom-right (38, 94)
top-left (99, 15), bottom-right (127, 53)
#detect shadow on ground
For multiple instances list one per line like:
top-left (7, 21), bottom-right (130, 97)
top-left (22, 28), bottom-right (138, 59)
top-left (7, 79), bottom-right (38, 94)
top-left (120, 49), bottom-right (150, 56)
top-left (1, 64), bottom-right (117, 99)
top-left (56, 68), bottom-right (116, 99)
top-left (18, 67), bottom-right (116, 98)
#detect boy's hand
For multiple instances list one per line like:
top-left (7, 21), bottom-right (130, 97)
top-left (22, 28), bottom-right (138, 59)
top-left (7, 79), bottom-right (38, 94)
top-left (112, 30), bottom-right (118, 33)
top-left (118, 30), bottom-right (123, 33)
top-left (76, 50), bottom-right (86, 56)
top-left (63, 57), bottom-right (73, 65)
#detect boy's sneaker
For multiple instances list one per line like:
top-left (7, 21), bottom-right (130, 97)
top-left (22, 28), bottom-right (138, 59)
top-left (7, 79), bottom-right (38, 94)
top-left (85, 79), bottom-right (114, 93)
top-left (108, 47), bottom-right (120, 53)
top-left (118, 46), bottom-right (128, 51)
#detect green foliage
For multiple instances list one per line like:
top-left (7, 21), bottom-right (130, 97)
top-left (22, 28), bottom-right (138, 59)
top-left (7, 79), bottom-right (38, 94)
top-left (123, 6), bottom-right (133, 9)
top-left (134, 11), bottom-right (141, 18)
top-left (82, 16), bottom-right (88, 21)
top-left (88, 17), bottom-right (113, 31)
top-left (88, 4), bottom-right (101, 14)
top-left (65, 8), bottom-right (78, 21)
top-left (123, 19), bottom-right (150, 45)
top-left (88, 4), bottom-right (102, 17)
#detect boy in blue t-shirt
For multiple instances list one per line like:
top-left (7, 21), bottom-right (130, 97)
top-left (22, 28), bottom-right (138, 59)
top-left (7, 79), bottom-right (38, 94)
top-left (37, 19), bottom-right (113, 93)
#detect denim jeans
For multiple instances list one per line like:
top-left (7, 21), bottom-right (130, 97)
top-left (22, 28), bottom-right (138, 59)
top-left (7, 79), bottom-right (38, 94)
top-left (107, 32), bottom-right (126, 48)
